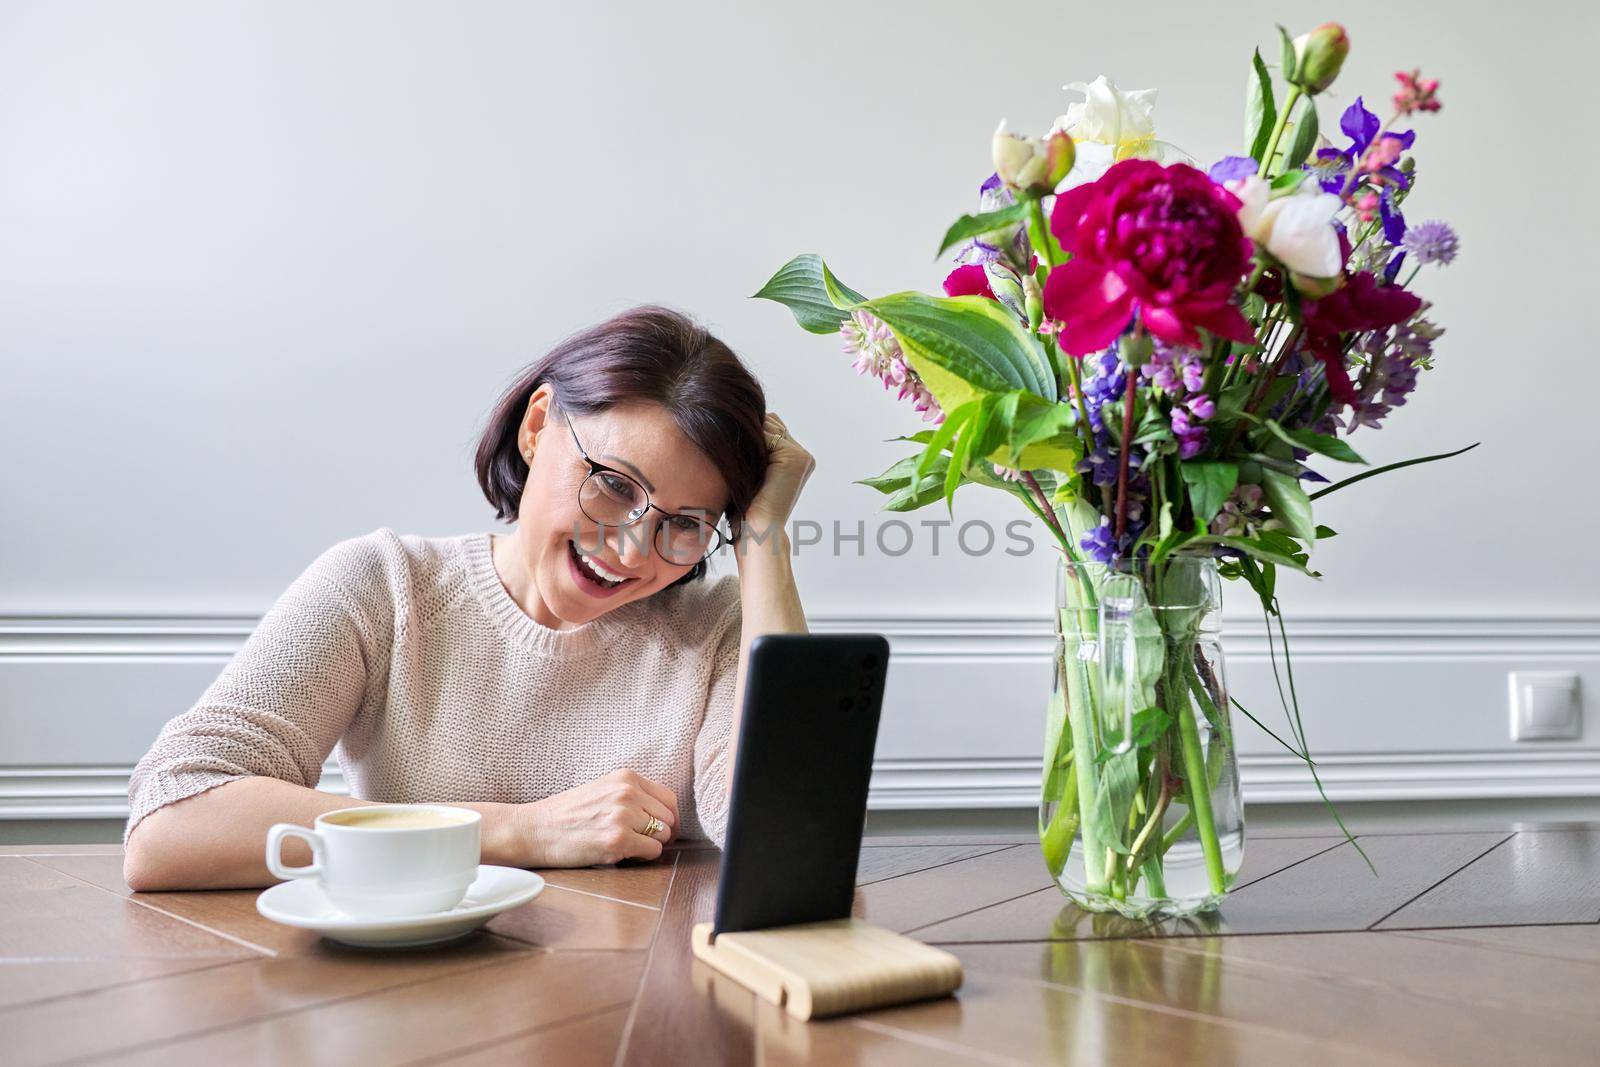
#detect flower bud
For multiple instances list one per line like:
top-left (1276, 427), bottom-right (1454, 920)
top-left (1043, 130), bottom-right (1076, 187)
top-left (984, 263), bottom-right (1028, 323)
top-left (1023, 273), bottom-right (1044, 330)
top-left (992, 122), bottom-right (1075, 196)
top-left (1290, 23), bottom-right (1350, 95)
top-left (1289, 270), bottom-right (1343, 299)
top-left (1118, 331), bottom-right (1154, 367)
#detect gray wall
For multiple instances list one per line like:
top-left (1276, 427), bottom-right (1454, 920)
top-left (3, 1), bottom-right (1597, 830)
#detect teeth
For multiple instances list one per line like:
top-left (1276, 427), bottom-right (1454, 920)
top-left (578, 550), bottom-right (628, 583)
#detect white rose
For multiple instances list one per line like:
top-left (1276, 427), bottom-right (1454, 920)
top-left (1227, 175), bottom-right (1343, 278)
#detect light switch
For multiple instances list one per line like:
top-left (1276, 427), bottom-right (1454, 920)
top-left (1509, 671), bottom-right (1581, 741)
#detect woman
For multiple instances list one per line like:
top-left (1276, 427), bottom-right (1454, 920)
top-left (123, 306), bottom-right (813, 890)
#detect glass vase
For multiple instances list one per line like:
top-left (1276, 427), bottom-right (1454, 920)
top-left (1039, 554), bottom-right (1244, 917)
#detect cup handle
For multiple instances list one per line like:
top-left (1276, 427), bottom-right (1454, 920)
top-left (266, 823), bottom-right (324, 882)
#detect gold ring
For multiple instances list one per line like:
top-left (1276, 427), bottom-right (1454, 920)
top-left (642, 815), bottom-right (665, 838)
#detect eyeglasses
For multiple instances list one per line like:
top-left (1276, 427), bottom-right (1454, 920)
top-left (562, 415), bottom-right (733, 567)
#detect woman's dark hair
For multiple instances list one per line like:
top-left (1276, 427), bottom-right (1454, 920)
top-left (475, 305), bottom-right (767, 584)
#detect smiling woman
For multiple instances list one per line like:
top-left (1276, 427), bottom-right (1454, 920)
top-left (121, 306), bottom-right (814, 891)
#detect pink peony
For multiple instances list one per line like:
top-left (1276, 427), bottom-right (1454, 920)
top-left (1043, 159), bottom-right (1256, 355)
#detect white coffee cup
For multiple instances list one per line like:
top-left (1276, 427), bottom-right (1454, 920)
top-left (265, 804), bottom-right (481, 918)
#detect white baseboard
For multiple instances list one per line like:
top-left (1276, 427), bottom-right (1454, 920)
top-left (3, 611), bottom-right (1597, 820)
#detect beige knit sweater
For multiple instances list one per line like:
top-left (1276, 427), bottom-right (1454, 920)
top-left (126, 529), bottom-right (741, 844)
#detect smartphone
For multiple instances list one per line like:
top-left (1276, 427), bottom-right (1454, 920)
top-left (711, 633), bottom-right (889, 935)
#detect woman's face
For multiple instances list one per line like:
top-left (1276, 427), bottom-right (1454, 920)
top-left (509, 385), bottom-right (731, 627)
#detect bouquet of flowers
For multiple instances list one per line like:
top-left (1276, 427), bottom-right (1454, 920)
top-left (756, 22), bottom-right (1467, 916)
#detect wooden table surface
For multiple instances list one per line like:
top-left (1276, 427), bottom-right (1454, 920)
top-left (5, 826), bottom-right (1600, 1065)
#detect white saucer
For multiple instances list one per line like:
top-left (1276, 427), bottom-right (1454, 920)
top-left (257, 865), bottom-right (544, 948)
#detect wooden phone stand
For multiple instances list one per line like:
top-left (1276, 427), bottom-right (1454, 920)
top-left (691, 918), bottom-right (963, 1020)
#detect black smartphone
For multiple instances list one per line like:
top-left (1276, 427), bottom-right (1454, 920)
top-left (711, 633), bottom-right (889, 935)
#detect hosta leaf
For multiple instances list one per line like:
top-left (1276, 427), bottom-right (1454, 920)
top-left (861, 292), bottom-right (1057, 411)
top-left (752, 254), bottom-right (867, 334)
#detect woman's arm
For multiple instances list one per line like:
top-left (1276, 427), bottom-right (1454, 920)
top-left (126, 777), bottom-right (367, 890)
top-left (722, 412), bottom-right (814, 793)
top-left (125, 770), bottom-right (685, 890)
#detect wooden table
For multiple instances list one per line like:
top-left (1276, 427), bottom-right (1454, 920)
top-left (5, 826), bottom-right (1600, 1065)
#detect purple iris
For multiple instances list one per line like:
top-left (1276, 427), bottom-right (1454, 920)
top-left (1207, 155), bottom-right (1257, 184)
top-left (1315, 97), bottom-right (1415, 242)
top-left (956, 172), bottom-right (1032, 272)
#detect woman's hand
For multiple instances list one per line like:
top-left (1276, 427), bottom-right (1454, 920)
top-left (515, 769), bottom-right (679, 867)
top-left (739, 412), bottom-right (814, 540)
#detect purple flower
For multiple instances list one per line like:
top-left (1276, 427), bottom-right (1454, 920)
top-left (1338, 323), bottom-right (1433, 433)
top-left (1315, 97), bottom-right (1415, 244)
top-left (1401, 220), bottom-right (1459, 266)
top-left (1185, 393), bottom-right (1216, 420)
top-left (1078, 348), bottom-right (1128, 433)
top-left (1139, 344), bottom-right (1204, 396)
top-left (1180, 355), bottom-right (1205, 393)
top-left (1141, 349), bottom-right (1181, 394)
top-left (1207, 155), bottom-right (1257, 184)
top-left (1170, 405), bottom-right (1207, 458)
top-left (1383, 355), bottom-right (1419, 406)
top-left (1076, 446), bottom-right (1120, 488)
top-left (955, 173), bottom-right (1033, 274)
top-left (1080, 517), bottom-right (1117, 563)
top-left (1315, 99), bottom-right (1415, 192)
top-left (1210, 484), bottom-right (1265, 537)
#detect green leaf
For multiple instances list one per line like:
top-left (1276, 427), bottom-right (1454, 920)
top-left (861, 292), bottom-right (1057, 410)
top-left (1277, 24), bottom-right (1298, 83)
top-left (1181, 462), bottom-right (1240, 525)
top-left (914, 401), bottom-right (972, 482)
top-left (1246, 49), bottom-right (1277, 161)
top-left (1258, 467), bottom-right (1317, 546)
top-left (885, 460), bottom-right (955, 511)
top-left (1211, 534), bottom-right (1317, 575)
top-left (857, 452), bottom-right (956, 512)
top-left (1231, 553), bottom-right (1279, 609)
top-left (1282, 96), bottom-right (1320, 170)
top-left (1270, 169), bottom-right (1308, 194)
top-left (936, 203), bottom-right (1030, 259)
top-left (945, 398), bottom-right (993, 509)
top-left (1088, 748), bottom-right (1140, 854)
top-left (890, 430), bottom-right (938, 446)
top-left (857, 453), bottom-right (930, 494)
top-left (1093, 706), bottom-right (1173, 766)
top-left (1309, 443), bottom-right (1481, 501)
top-left (752, 254), bottom-right (867, 334)
top-left (1260, 419), bottom-right (1366, 464)
top-left (1150, 512), bottom-right (1205, 569)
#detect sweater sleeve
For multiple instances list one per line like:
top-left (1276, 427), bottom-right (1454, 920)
top-left (690, 576), bottom-right (743, 848)
top-left (125, 537), bottom-right (386, 839)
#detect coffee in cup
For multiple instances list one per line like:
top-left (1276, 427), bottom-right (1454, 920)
top-left (266, 804), bottom-right (481, 918)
